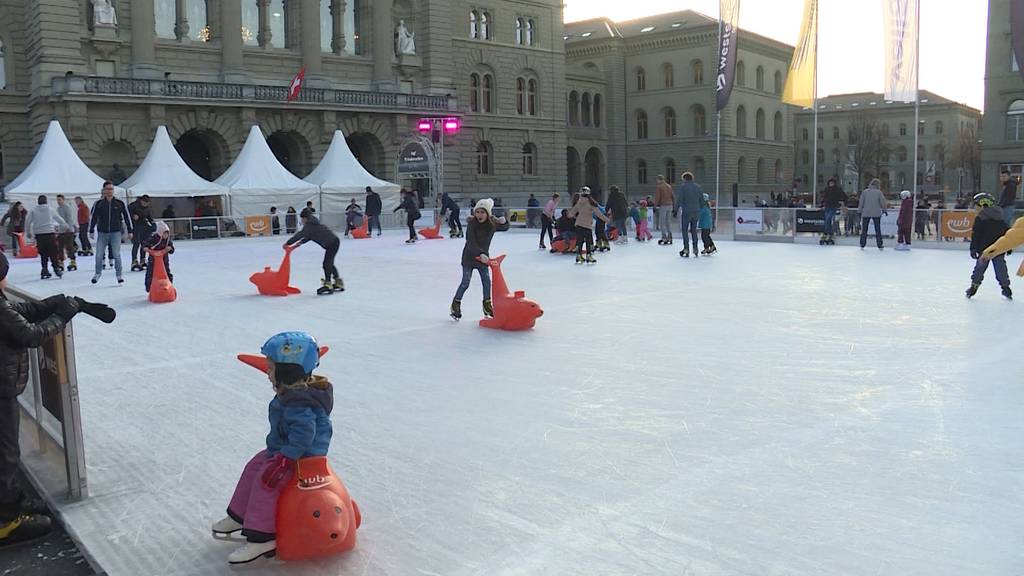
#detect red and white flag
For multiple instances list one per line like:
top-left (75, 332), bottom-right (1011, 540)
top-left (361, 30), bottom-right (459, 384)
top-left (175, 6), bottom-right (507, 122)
top-left (287, 67), bottom-right (306, 102)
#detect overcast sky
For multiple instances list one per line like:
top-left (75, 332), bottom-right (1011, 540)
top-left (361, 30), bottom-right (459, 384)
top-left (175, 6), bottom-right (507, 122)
top-left (564, 0), bottom-right (988, 111)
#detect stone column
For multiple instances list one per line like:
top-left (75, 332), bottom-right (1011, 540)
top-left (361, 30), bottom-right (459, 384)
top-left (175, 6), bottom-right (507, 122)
top-left (331, 0), bottom-right (346, 54)
top-left (130, 0), bottom-right (160, 78)
top-left (258, 0), bottom-right (271, 48)
top-left (221, 0), bottom-right (247, 82)
top-left (174, 0), bottom-right (190, 41)
top-left (371, 0), bottom-right (394, 89)
top-left (301, 0), bottom-right (322, 73)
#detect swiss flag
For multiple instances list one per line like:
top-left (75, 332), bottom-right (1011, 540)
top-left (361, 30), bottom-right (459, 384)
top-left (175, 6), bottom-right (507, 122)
top-left (286, 67), bottom-right (306, 102)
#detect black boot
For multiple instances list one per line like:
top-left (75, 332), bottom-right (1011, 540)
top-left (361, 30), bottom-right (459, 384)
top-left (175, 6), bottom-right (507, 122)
top-left (450, 299), bottom-right (462, 320)
top-left (0, 515), bottom-right (53, 550)
top-left (965, 284), bottom-right (979, 299)
top-left (483, 299), bottom-right (494, 318)
top-left (1002, 286), bottom-right (1013, 300)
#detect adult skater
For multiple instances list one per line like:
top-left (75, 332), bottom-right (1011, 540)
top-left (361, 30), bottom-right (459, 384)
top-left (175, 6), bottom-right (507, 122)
top-left (89, 181), bottom-right (133, 285)
top-left (896, 190), bottom-right (913, 251)
top-left (540, 193), bottom-right (559, 249)
top-left (74, 196), bottom-right (92, 256)
top-left (365, 187), bottom-right (383, 237)
top-left (569, 187), bottom-right (609, 264)
top-left (269, 207), bottom-right (281, 235)
top-left (127, 195), bottom-right (155, 272)
top-left (654, 175), bottom-right (675, 245)
top-left (998, 169), bottom-right (1018, 226)
top-left (450, 199), bottom-right (509, 320)
top-left (25, 195), bottom-right (69, 279)
top-left (1, 203), bottom-right (26, 257)
top-left (821, 178), bottom-right (847, 243)
top-left (606, 186), bottom-right (629, 245)
top-left (675, 173), bottom-right (703, 258)
top-left (858, 178), bottom-right (888, 250)
top-left (441, 191), bottom-right (463, 238)
top-left (967, 193), bottom-right (1012, 299)
top-left (344, 199), bottom-right (363, 237)
top-left (283, 213), bottom-right (343, 294)
top-left (55, 195), bottom-right (78, 271)
top-left (393, 190), bottom-right (421, 244)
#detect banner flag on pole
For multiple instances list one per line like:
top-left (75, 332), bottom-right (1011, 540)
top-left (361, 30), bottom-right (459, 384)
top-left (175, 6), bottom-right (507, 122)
top-left (883, 0), bottom-right (919, 102)
top-left (1013, 0), bottom-right (1024, 81)
top-left (287, 67), bottom-right (306, 102)
top-left (716, 0), bottom-right (741, 112)
top-left (782, 0), bottom-right (818, 108)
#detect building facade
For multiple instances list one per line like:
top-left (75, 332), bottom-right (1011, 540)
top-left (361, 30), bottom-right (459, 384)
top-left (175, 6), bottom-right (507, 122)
top-left (0, 0), bottom-right (566, 206)
top-left (793, 92), bottom-right (982, 198)
top-left (982, 0), bottom-right (1024, 201)
top-left (564, 11), bottom-right (795, 204)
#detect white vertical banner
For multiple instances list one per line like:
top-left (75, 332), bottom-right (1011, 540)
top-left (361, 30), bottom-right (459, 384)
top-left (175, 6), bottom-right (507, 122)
top-left (883, 0), bottom-right (919, 103)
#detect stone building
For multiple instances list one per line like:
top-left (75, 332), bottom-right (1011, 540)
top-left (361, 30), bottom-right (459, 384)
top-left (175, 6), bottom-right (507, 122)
top-left (982, 0), bottom-right (1024, 202)
top-left (793, 91), bottom-right (982, 198)
top-left (564, 10), bottom-right (795, 203)
top-left (0, 0), bottom-right (566, 207)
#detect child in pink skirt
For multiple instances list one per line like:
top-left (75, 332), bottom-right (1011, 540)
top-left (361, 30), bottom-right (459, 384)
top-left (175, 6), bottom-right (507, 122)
top-left (637, 200), bottom-right (653, 242)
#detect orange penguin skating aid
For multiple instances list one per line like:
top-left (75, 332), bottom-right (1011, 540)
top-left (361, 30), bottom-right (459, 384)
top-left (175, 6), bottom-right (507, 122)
top-left (146, 248), bottom-right (176, 303)
top-left (479, 254), bottom-right (543, 331)
top-left (14, 233), bottom-right (38, 259)
top-left (350, 217), bottom-right (370, 239)
top-left (418, 220), bottom-right (443, 240)
top-left (250, 245), bottom-right (301, 296)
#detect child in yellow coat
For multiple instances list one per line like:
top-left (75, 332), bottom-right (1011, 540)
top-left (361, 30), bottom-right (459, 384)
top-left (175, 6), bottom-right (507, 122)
top-left (982, 216), bottom-right (1024, 278)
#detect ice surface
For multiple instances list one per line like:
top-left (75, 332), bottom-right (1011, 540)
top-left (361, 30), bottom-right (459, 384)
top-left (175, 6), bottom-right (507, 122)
top-left (5, 232), bottom-right (1022, 576)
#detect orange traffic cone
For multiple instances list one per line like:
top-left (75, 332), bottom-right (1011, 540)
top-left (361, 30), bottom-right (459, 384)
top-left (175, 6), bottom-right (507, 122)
top-left (146, 248), bottom-right (176, 303)
top-left (250, 245), bottom-right (301, 296)
top-left (15, 233), bottom-right (38, 259)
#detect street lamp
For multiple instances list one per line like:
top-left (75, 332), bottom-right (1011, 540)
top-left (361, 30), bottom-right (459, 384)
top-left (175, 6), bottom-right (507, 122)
top-left (418, 117), bottom-right (462, 207)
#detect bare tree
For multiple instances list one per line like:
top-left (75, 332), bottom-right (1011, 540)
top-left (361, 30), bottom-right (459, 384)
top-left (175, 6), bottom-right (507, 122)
top-left (952, 123), bottom-right (982, 194)
top-left (848, 111), bottom-right (893, 192)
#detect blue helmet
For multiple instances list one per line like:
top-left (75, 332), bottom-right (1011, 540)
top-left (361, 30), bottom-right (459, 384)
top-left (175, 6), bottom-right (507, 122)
top-left (260, 332), bottom-right (320, 375)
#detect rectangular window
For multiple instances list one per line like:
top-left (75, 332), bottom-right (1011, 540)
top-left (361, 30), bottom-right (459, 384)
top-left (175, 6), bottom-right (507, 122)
top-left (268, 0), bottom-right (286, 48)
top-left (242, 1), bottom-right (259, 45)
top-left (186, 0), bottom-right (209, 41)
top-left (1008, 115), bottom-right (1024, 143)
top-left (155, 0), bottom-right (176, 39)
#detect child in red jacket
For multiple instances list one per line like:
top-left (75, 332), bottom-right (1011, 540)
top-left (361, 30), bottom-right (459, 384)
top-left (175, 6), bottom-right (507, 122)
top-left (896, 190), bottom-right (913, 251)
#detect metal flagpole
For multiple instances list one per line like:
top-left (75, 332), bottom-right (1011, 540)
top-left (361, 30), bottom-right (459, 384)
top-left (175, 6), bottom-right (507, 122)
top-left (716, 15), bottom-right (723, 211)
top-left (912, 0), bottom-right (920, 205)
top-left (811, 0), bottom-right (819, 207)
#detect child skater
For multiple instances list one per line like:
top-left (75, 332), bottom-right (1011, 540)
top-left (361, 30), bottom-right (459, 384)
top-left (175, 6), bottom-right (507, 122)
top-left (569, 187), bottom-right (609, 264)
top-left (629, 202), bottom-right (641, 241)
top-left (393, 190), bottom-right (421, 244)
top-left (967, 193), bottom-right (1012, 300)
top-left (450, 199), bottom-right (509, 320)
top-left (551, 209), bottom-right (576, 254)
top-left (699, 194), bottom-right (718, 255)
top-left (637, 200), bottom-right (653, 242)
top-left (142, 221), bottom-right (174, 292)
top-left (896, 190), bottom-right (913, 251)
top-left (211, 332), bottom-right (334, 565)
top-left (283, 213), bottom-right (344, 294)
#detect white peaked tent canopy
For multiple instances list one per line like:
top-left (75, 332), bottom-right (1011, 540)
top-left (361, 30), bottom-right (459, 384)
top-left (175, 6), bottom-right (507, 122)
top-left (121, 126), bottom-right (227, 199)
top-left (304, 130), bottom-right (402, 213)
top-left (215, 125), bottom-right (318, 217)
top-left (4, 120), bottom-right (122, 203)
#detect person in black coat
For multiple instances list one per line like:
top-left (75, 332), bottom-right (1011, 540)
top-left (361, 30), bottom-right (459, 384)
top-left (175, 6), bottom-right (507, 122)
top-left (269, 207), bottom-right (281, 235)
top-left (966, 193), bottom-right (1012, 299)
top-left (393, 191), bottom-right (421, 243)
top-left (284, 215), bottom-right (343, 293)
top-left (128, 195), bottom-right (155, 270)
top-left (441, 192), bottom-right (463, 238)
top-left (450, 199), bottom-right (509, 320)
top-left (365, 187), bottom-right (383, 237)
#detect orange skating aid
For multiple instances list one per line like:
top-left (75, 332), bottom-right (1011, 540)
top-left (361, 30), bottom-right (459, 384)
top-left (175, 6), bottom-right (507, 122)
top-left (146, 248), bottom-right (176, 303)
top-left (417, 221), bottom-right (443, 240)
top-left (14, 233), bottom-right (38, 259)
top-left (237, 346), bottom-right (330, 375)
top-left (250, 245), bottom-right (301, 296)
top-left (550, 238), bottom-right (577, 254)
top-left (275, 456), bottom-right (361, 562)
top-left (351, 217), bottom-right (369, 239)
top-left (608, 227), bottom-right (620, 241)
top-left (479, 254), bottom-right (543, 331)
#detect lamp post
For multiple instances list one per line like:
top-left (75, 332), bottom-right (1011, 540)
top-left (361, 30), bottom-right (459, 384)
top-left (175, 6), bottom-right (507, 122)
top-left (418, 117), bottom-right (461, 206)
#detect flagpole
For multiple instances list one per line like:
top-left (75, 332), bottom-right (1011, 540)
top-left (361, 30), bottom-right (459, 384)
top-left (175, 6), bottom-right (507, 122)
top-left (912, 0), bottom-right (921, 208)
top-left (716, 15), bottom-right (723, 211)
top-left (811, 0), bottom-right (819, 207)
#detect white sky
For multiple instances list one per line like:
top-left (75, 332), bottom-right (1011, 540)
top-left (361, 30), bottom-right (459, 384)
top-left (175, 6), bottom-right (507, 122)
top-left (564, 0), bottom-right (988, 111)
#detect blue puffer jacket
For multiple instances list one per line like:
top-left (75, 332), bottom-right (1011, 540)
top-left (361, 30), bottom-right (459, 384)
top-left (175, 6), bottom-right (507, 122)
top-left (265, 377), bottom-right (334, 461)
top-left (699, 200), bottom-right (713, 230)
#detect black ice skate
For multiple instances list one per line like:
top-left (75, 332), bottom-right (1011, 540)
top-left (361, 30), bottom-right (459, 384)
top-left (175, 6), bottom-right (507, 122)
top-left (0, 515), bottom-right (53, 550)
top-left (965, 284), bottom-right (980, 299)
top-left (483, 299), bottom-right (494, 318)
top-left (130, 260), bottom-right (142, 272)
top-left (405, 238), bottom-right (417, 244)
top-left (707, 245), bottom-right (718, 255)
top-left (316, 279), bottom-right (334, 295)
top-left (1002, 286), bottom-right (1013, 300)
top-left (585, 253), bottom-right (597, 264)
top-left (40, 270), bottom-right (51, 280)
top-left (679, 249), bottom-right (690, 258)
top-left (332, 279), bottom-right (345, 292)
top-left (658, 238), bottom-right (667, 245)
top-left (67, 259), bottom-right (77, 271)
top-left (450, 299), bottom-right (462, 320)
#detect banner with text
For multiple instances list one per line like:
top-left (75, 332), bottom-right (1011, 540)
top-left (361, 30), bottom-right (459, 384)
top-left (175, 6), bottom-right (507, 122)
top-left (795, 210), bottom-right (825, 233)
top-left (941, 211), bottom-right (976, 239)
top-left (716, 0), bottom-right (741, 111)
top-left (245, 216), bottom-right (271, 237)
top-left (735, 209), bottom-right (764, 234)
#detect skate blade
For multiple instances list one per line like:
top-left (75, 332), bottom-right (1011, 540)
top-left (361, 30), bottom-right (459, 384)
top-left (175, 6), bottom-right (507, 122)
top-left (212, 530), bottom-right (245, 543)
top-left (228, 549), bottom-right (277, 565)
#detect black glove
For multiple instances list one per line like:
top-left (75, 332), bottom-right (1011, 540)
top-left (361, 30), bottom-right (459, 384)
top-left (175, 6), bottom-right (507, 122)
top-left (43, 294), bottom-right (67, 309)
top-left (73, 297), bottom-right (116, 324)
top-left (54, 296), bottom-right (80, 322)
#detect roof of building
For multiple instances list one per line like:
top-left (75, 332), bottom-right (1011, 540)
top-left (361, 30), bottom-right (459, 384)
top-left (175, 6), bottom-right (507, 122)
top-left (796, 91), bottom-right (981, 114)
top-left (564, 10), bottom-right (717, 42)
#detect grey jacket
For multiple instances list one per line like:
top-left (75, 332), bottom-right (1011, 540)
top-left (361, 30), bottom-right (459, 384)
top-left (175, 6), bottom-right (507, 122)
top-left (675, 182), bottom-right (704, 215)
top-left (857, 186), bottom-right (888, 219)
top-left (25, 205), bottom-right (69, 238)
top-left (56, 203), bottom-right (76, 233)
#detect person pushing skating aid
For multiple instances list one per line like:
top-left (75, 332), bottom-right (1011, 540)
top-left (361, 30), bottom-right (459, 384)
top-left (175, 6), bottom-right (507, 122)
top-left (283, 214), bottom-right (343, 295)
top-left (450, 199), bottom-right (509, 320)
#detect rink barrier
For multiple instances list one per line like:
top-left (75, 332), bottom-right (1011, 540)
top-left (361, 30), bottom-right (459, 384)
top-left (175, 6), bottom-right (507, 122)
top-left (6, 286), bottom-right (88, 503)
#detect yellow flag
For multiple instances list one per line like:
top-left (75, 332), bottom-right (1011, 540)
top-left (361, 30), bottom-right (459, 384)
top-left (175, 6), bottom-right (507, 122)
top-left (782, 0), bottom-right (817, 108)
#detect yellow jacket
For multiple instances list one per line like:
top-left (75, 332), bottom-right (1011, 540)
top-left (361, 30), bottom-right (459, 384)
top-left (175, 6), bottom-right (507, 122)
top-left (983, 217), bottom-right (1024, 276)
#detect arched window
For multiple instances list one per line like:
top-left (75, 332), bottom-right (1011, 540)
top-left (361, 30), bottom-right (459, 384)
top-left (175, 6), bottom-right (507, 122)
top-left (528, 79), bottom-right (538, 116)
top-left (581, 93), bottom-right (592, 126)
top-left (773, 70), bottom-right (782, 94)
top-left (522, 143), bottom-right (537, 176)
top-left (479, 11), bottom-right (490, 40)
top-left (817, 127), bottom-right (823, 140)
top-left (833, 126), bottom-right (840, 140)
top-left (692, 60), bottom-right (704, 85)
top-left (736, 106), bottom-right (747, 137)
top-left (883, 149), bottom-right (891, 163)
top-left (664, 107), bottom-right (677, 137)
top-left (155, 0), bottom-right (176, 39)
top-left (526, 19), bottom-right (535, 46)
top-left (801, 150), bottom-right (809, 165)
top-left (568, 91), bottom-right (579, 125)
top-left (899, 123), bottom-right (908, 136)
top-left (898, 146), bottom-right (908, 162)
top-left (755, 66), bottom-right (764, 91)
top-left (694, 157), bottom-right (706, 183)
top-left (692, 105), bottom-right (707, 136)
top-left (662, 63), bottom-right (674, 88)
top-left (917, 145), bottom-right (925, 162)
top-left (476, 141), bottom-right (493, 175)
top-left (482, 74), bottom-right (494, 112)
top-left (755, 108), bottom-right (765, 139)
top-left (832, 148), bottom-right (840, 164)
top-left (757, 158), bottom-right (766, 183)
top-left (1008, 100), bottom-right (1024, 142)
top-left (636, 67), bottom-right (646, 91)
top-left (816, 148), bottom-right (825, 164)
top-left (665, 159), bottom-right (677, 183)
top-left (516, 78), bottom-right (526, 114)
top-left (470, 10), bottom-right (478, 38)
top-left (736, 61), bottom-right (746, 87)
top-left (0, 40), bottom-right (6, 91)
top-left (918, 121), bottom-right (925, 136)
top-left (937, 121), bottom-right (946, 136)
top-left (774, 159), bottom-right (783, 182)
top-left (773, 111), bottom-right (783, 141)
top-left (470, 73), bottom-right (480, 112)
top-left (636, 110), bottom-right (649, 139)
top-left (737, 157), bottom-right (746, 183)
top-left (592, 93), bottom-right (602, 127)
top-left (637, 160), bottom-right (648, 184)
top-left (515, 18), bottom-right (524, 45)
top-left (802, 128), bottom-right (809, 141)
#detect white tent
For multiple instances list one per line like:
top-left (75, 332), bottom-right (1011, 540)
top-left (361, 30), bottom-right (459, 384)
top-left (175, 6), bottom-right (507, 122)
top-left (304, 130), bottom-right (402, 213)
top-left (121, 126), bottom-right (227, 199)
top-left (215, 125), bottom-right (319, 218)
top-left (4, 120), bottom-right (122, 203)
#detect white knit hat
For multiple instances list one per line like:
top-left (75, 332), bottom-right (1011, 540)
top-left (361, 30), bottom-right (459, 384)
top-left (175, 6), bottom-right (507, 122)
top-left (900, 190), bottom-right (912, 199)
top-left (155, 221), bottom-right (170, 236)
top-left (474, 198), bottom-right (494, 217)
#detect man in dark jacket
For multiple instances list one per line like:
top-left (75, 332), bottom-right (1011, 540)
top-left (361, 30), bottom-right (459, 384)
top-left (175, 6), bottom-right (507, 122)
top-left (284, 215), bottom-right (343, 294)
top-left (365, 187), bottom-right (383, 237)
top-left (821, 178), bottom-right (847, 239)
top-left (89, 181), bottom-right (133, 284)
top-left (674, 173), bottom-right (704, 257)
top-left (606, 186), bottom-right (629, 244)
top-left (999, 170), bottom-right (1019, 226)
top-left (393, 191), bottom-right (421, 243)
top-left (128, 195), bottom-right (155, 271)
top-left (967, 193), bottom-right (1012, 299)
top-left (0, 253), bottom-right (80, 548)
top-left (441, 192), bottom-right (463, 238)
top-left (269, 206), bottom-right (281, 235)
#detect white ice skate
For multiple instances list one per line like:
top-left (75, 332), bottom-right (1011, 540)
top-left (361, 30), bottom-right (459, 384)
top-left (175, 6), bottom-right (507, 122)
top-left (211, 516), bottom-right (242, 537)
top-left (228, 540), bottom-right (277, 564)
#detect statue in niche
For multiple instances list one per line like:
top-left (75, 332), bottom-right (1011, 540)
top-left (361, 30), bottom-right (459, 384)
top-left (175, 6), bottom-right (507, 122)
top-left (91, 0), bottom-right (118, 27)
top-left (396, 19), bottom-right (416, 56)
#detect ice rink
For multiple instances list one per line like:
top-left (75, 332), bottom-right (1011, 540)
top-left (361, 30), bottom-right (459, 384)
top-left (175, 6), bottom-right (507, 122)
top-left (5, 230), bottom-right (1022, 576)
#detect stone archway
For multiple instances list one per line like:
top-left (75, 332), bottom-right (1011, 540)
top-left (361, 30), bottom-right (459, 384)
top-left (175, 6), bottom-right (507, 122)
top-left (267, 130), bottom-right (313, 177)
top-left (175, 129), bottom-right (230, 180)
top-left (566, 146), bottom-right (581, 194)
top-left (346, 132), bottom-right (386, 178)
top-left (584, 147), bottom-right (605, 195)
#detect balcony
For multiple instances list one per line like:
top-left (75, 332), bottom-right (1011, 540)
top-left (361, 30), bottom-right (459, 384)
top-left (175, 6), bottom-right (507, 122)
top-left (49, 76), bottom-right (457, 114)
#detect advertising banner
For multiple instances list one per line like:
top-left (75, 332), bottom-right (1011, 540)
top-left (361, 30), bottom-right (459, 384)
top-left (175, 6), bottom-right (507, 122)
top-left (795, 210), bottom-right (825, 233)
top-left (245, 216), bottom-right (271, 237)
top-left (880, 212), bottom-right (899, 237)
top-left (716, 0), bottom-right (742, 111)
top-left (735, 209), bottom-right (764, 234)
top-left (941, 211), bottom-right (975, 239)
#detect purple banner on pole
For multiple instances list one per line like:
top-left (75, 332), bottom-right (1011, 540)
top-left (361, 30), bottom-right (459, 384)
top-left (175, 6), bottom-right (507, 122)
top-left (716, 0), bottom-right (741, 112)
top-left (1014, 0), bottom-right (1024, 81)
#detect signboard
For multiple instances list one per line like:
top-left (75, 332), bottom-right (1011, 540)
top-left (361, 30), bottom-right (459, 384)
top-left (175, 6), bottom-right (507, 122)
top-left (192, 218), bottom-right (218, 239)
top-left (795, 209), bottom-right (825, 233)
top-left (735, 209), bottom-right (764, 234)
top-left (245, 216), bottom-right (271, 237)
top-left (398, 141), bottom-right (432, 175)
top-left (507, 209), bottom-right (528, 227)
top-left (880, 212), bottom-right (898, 237)
top-left (941, 211), bottom-right (975, 238)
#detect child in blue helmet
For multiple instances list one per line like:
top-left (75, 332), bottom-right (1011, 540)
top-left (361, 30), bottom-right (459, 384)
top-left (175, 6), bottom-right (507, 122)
top-left (211, 332), bottom-right (334, 565)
